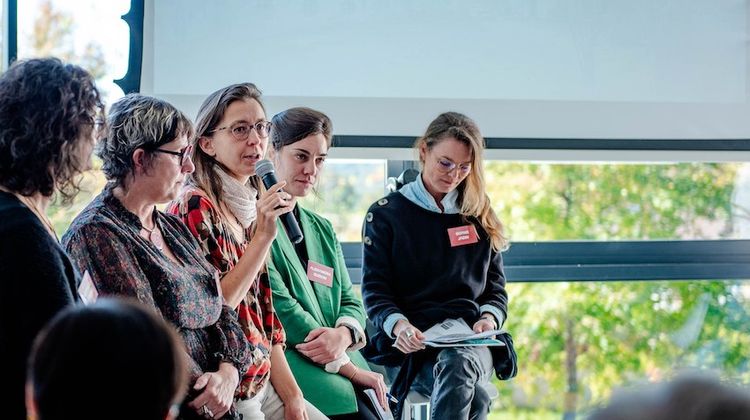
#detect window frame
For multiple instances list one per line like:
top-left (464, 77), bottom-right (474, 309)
top-left (5, 0), bottom-right (143, 94)
top-left (339, 137), bottom-right (750, 284)
top-left (342, 240), bottom-right (750, 284)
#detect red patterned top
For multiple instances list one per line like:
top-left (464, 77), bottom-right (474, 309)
top-left (168, 186), bottom-right (285, 399)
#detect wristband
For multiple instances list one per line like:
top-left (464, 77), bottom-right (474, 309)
top-left (348, 367), bottom-right (360, 381)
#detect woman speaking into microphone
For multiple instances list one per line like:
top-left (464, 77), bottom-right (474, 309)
top-left (168, 83), bottom-right (325, 420)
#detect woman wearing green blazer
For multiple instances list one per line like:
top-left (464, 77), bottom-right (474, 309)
top-left (266, 107), bottom-right (389, 419)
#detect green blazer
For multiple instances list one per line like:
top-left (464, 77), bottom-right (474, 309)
top-left (268, 206), bottom-right (370, 416)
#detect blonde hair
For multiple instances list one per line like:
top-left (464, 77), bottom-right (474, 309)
top-left (415, 112), bottom-right (508, 252)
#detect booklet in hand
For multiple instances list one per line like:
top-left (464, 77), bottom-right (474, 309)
top-left (421, 318), bottom-right (506, 347)
top-left (363, 389), bottom-right (395, 420)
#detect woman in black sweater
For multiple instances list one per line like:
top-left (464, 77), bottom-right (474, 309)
top-left (362, 112), bottom-right (513, 420)
top-left (0, 58), bottom-right (104, 420)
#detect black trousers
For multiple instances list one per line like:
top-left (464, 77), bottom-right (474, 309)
top-left (328, 386), bottom-right (380, 420)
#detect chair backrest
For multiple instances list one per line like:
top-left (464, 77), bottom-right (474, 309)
top-left (386, 168), bottom-right (419, 192)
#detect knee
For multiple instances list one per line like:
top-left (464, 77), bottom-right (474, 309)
top-left (434, 349), bottom-right (481, 383)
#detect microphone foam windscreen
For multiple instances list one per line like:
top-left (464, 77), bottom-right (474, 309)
top-left (254, 159), bottom-right (274, 178)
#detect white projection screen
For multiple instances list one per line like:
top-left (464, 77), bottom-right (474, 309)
top-left (141, 0), bottom-right (750, 160)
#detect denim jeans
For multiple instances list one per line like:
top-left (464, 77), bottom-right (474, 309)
top-left (387, 347), bottom-right (494, 420)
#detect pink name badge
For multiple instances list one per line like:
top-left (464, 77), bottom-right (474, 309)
top-left (78, 270), bottom-right (99, 305)
top-left (307, 261), bottom-right (334, 287)
top-left (447, 224), bottom-right (479, 247)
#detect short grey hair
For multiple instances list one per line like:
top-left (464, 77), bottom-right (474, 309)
top-left (97, 93), bottom-right (193, 185)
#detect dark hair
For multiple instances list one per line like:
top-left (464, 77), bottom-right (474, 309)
top-left (28, 298), bottom-right (188, 420)
top-left (588, 373), bottom-right (750, 420)
top-left (270, 107), bottom-right (333, 150)
top-left (98, 93), bottom-right (193, 186)
top-left (0, 57), bottom-right (103, 203)
top-left (189, 83), bottom-right (265, 206)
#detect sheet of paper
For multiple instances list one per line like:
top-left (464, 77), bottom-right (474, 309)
top-left (424, 338), bottom-right (506, 347)
top-left (363, 389), bottom-right (395, 420)
top-left (422, 318), bottom-right (505, 344)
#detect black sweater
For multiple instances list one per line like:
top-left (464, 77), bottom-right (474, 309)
top-left (0, 192), bottom-right (79, 420)
top-left (361, 192), bottom-right (507, 365)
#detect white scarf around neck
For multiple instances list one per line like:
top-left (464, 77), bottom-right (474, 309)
top-left (216, 167), bottom-right (257, 228)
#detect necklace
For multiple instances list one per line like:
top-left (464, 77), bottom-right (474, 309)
top-left (141, 215), bottom-right (165, 251)
top-left (3, 189), bottom-right (59, 242)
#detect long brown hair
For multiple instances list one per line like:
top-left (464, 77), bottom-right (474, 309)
top-left (415, 112), bottom-right (508, 251)
top-left (188, 83), bottom-right (264, 206)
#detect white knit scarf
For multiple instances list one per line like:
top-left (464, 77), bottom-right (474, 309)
top-left (216, 167), bottom-right (257, 228)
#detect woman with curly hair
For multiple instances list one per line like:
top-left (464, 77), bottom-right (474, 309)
top-left (0, 57), bottom-right (104, 419)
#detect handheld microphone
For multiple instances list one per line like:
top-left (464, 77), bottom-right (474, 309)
top-left (254, 159), bottom-right (304, 244)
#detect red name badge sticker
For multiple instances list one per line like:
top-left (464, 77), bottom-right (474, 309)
top-left (307, 261), bottom-right (334, 287)
top-left (447, 224), bottom-right (479, 247)
top-left (78, 270), bottom-right (99, 305)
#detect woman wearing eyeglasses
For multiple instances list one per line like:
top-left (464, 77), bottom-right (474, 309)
top-left (62, 94), bottom-right (252, 420)
top-left (361, 112), bottom-right (511, 420)
top-left (168, 84), bottom-right (326, 420)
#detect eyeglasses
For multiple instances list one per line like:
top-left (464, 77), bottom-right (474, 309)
top-left (154, 144), bottom-right (193, 166)
top-left (83, 117), bottom-right (106, 136)
top-left (436, 157), bottom-right (472, 175)
top-left (211, 120), bottom-right (272, 141)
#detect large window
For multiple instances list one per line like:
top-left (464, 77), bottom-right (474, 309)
top-left (300, 159), bottom-right (387, 241)
top-left (9, 2), bottom-right (750, 419)
top-left (337, 159), bottom-right (750, 419)
top-left (498, 279), bottom-right (750, 419)
top-left (13, 0), bottom-right (131, 232)
top-left (16, 0), bottom-right (130, 105)
top-left (486, 162), bottom-right (746, 241)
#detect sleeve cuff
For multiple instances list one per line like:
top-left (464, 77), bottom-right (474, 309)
top-left (213, 352), bottom-right (248, 380)
top-left (480, 305), bottom-right (506, 329)
top-left (324, 353), bottom-right (351, 373)
top-left (335, 316), bottom-right (366, 351)
top-left (271, 321), bottom-right (286, 348)
top-left (383, 313), bottom-right (408, 339)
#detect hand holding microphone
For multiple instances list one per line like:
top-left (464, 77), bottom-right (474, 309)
top-left (255, 159), bottom-right (304, 244)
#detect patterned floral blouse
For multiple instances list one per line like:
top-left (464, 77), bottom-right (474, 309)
top-left (168, 186), bottom-right (285, 399)
top-left (61, 187), bottom-right (251, 418)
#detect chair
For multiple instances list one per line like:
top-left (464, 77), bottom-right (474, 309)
top-left (386, 168), bottom-right (419, 193)
top-left (366, 172), bottom-right (501, 419)
top-left (400, 383), bottom-right (499, 420)
top-left (365, 320), bottom-right (500, 420)
top-left (403, 390), bottom-right (430, 420)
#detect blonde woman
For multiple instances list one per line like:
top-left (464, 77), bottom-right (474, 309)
top-left (361, 112), bottom-right (511, 420)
